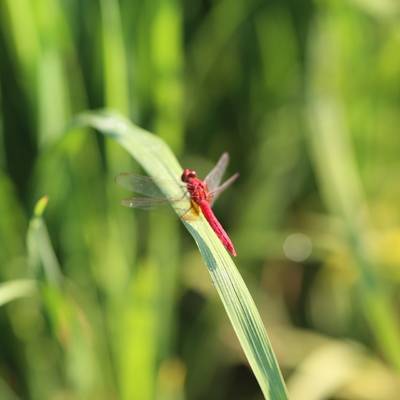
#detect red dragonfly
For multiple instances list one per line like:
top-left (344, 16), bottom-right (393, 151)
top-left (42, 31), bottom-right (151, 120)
top-left (116, 153), bottom-right (239, 256)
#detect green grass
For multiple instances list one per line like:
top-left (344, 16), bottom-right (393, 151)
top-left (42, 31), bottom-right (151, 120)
top-left (1, 0), bottom-right (400, 399)
top-left (76, 111), bottom-right (288, 399)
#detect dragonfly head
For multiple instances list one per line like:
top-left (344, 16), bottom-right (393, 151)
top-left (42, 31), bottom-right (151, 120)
top-left (181, 168), bottom-right (197, 182)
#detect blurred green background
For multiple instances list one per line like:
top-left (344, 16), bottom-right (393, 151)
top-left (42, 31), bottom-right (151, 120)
top-left (1, 0), bottom-right (400, 399)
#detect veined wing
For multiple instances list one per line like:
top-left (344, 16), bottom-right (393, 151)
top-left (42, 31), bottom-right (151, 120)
top-left (209, 172), bottom-right (239, 206)
top-left (115, 173), bottom-right (183, 198)
top-left (121, 196), bottom-right (172, 209)
top-left (121, 196), bottom-right (192, 215)
top-left (204, 152), bottom-right (229, 193)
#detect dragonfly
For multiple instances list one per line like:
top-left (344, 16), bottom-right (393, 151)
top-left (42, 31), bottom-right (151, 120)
top-left (116, 153), bottom-right (239, 256)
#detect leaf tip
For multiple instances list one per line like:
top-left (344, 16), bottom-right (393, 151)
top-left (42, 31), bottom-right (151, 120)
top-left (34, 196), bottom-right (49, 217)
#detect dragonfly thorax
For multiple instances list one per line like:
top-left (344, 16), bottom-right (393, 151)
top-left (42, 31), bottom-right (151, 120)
top-left (181, 169), bottom-right (211, 203)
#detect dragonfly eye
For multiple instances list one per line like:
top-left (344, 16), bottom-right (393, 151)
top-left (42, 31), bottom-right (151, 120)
top-left (181, 169), bottom-right (197, 182)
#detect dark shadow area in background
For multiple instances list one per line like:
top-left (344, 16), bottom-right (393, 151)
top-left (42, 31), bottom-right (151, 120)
top-left (0, 17), bottom-right (37, 206)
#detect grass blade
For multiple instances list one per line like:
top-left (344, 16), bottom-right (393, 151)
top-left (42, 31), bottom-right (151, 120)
top-left (75, 111), bottom-right (288, 399)
top-left (0, 279), bottom-right (37, 307)
top-left (27, 196), bottom-right (63, 286)
top-left (100, 0), bottom-right (130, 114)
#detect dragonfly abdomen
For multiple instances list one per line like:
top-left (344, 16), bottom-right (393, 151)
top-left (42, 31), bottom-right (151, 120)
top-left (198, 200), bottom-right (237, 257)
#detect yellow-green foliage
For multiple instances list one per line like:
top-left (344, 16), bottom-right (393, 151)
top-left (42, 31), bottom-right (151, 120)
top-left (1, 0), bottom-right (400, 399)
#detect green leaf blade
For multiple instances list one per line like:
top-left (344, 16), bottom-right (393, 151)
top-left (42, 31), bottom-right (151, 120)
top-left (0, 279), bottom-right (37, 307)
top-left (75, 110), bottom-right (288, 399)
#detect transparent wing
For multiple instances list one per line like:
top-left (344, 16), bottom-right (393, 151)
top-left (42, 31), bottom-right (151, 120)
top-left (121, 196), bottom-right (171, 209)
top-left (209, 172), bottom-right (239, 206)
top-left (115, 173), bottom-right (183, 198)
top-left (121, 196), bottom-right (193, 217)
top-left (204, 152), bottom-right (229, 193)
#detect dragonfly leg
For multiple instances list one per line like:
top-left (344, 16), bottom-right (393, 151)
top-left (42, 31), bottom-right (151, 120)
top-left (180, 201), bottom-right (200, 221)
